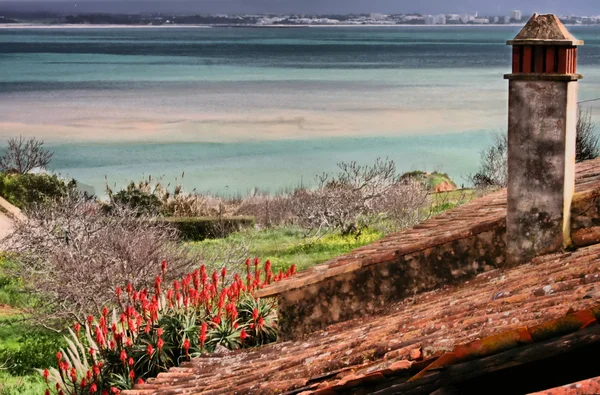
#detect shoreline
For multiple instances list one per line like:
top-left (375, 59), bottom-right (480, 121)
top-left (0, 23), bottom-right (532, 29)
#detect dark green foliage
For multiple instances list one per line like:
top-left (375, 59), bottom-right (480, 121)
top-left (165, 216), bottom-right (256, 241)
top-left (0, 173), bottom-right (72, 209)
top-left (0, 330), bottom-right (66, 376)
top-left (108, 188), bottom-right (163, 216)
top-left (400, 170), bottom-right (427, 181)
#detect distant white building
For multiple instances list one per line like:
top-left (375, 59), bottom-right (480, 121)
top-left (512, 10), bottom-right (522, 21)
top-left (473, 18), bottom-right (490, 24)
top-left (493, 16), bottom-right (499, 23)
top-left (435, 14), bottom-right (447, 24)
top-left (424, 15), bottom-right (436, 25)
top-left (370, 13), bottom-right (387, 20)
top-left (460, 14), bottom-right (475, 24)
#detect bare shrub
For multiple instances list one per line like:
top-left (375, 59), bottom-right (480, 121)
top-left (576, 108), bottom-right (600, 162)
top-left (372, 179), bottom-right (430, 232)
top-left (291, 158), bottom-right (428, 235)
top-left (2, 191), bottom-right (202, 324)
top-left (469, 133), bottom-right (508, 189)
top-left (234, 191), bottom-right (296, 227)
top-left (0, 136), bottom-right (54, 174)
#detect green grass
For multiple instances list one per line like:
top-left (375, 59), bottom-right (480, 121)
top-left (191, 225), bottom-right (385, 273)
top-left (0, 371), bottom-right (45, 395)
top-left (0, 259), bottom-right (65, 395)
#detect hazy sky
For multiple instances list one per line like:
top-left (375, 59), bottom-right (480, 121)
top-left (0, 0), bottom-right (597, 15)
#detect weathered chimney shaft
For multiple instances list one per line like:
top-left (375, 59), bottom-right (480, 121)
top-left (505, 14), bottom-right (583, 266)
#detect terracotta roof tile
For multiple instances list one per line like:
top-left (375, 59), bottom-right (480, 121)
top-left (124, 243), bottom-right (600, 395)
top-left (528, 376), bottom-right (600, 395)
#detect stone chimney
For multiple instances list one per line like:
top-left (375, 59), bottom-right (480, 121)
top-left (505, 14), bottom-right (583, 266)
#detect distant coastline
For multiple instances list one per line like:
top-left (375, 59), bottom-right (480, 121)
top-left (0, 23), bottom-right (529, 29)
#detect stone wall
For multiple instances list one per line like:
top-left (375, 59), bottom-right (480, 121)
top-left (257, 162), bottom-right (600, 340)
top-left (278, 225), bottom-right (506, 340)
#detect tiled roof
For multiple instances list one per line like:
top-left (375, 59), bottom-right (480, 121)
top-left (125, 242), bottom-right (600, 395)
top-left (123, 159), bottom-right (600, 395)
top-left (529, 376), bottom-right (600, 395)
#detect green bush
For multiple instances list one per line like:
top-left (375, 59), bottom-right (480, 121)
top-left (165, 216), bottom-right (256, 241)
top-left (107, 188), bottom-right (163, 216)
top-left (0, 372), bottom-right (46, 395)
top-left (0, 331), bottom-right (66, 376)
top-left (0, 173), bottom-right (72, 209)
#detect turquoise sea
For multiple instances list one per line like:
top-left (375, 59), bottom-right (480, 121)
top-left (1, 26), bottom-right (600, 195)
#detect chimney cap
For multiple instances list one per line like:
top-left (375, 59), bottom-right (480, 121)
top-left (507, 13), bottom-right (583, 46)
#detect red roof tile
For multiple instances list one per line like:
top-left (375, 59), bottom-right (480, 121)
top-left (529, 376), bottom-right (600, 395)
top-left (124, 243), bottom-right (600, 395)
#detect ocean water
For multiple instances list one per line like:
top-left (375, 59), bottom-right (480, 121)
top-left (1, 26), bottom-right (600, 195)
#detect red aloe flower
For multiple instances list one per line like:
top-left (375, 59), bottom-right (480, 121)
top-left (43, 368), bottom-right (49, 383)
top-left (116, 287), bottom-right (122, 299)
top-left (90, 383), bottom-right (98, 394)
top-left (74, 322), bottom-right (81, 337)
top-left (200, 322), bottom-right (208, 350)
top-left (45, 390), bottom-right (50, 395)
top-left (87, 315), bottom-right (94, 326)
top-left (252, 308), bottom-right (259, 321)
top-left (157, 337), bottom-right (164, 350)
top-left (56, 351), bottom-right (63, 362)
top-left (102, 307), bottom-right (109, 317)
top-left (211, 271), bottom-right (218, 289)
top-left (92, 364), bottom-right (100, 377)
top-left (129, 370), bottom-right (135, 380)
top-left (129, 357), bottom-right (134, 367)
top-left (258, 316), bottom-right (265, 328)
top-left (119, 350), bottom-right (127, 364)
top-left (183, 338), bottom-right (191, 359)
top-left (128, 318), bottom-right (136, 333)
top-left (161, 260), bottom-right (167, 277)
top-left (126, 282), bottom-right (133, 295)
top-left (147, 344), bottom-right (154, 356)
top-left (80, 378), bottom-right (87, 389)
top-left (157, 327), bottom-right (164, 337)
top-left (70, 368), bottom-right (77, 383)
top-left (154, 275), bottom-right (162, 295)
top-left (137, 378), bottom-right (145, 384)
top-left (240, 328), bottom-right (248, 342)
